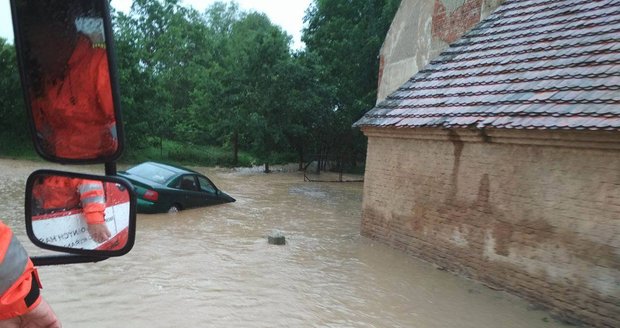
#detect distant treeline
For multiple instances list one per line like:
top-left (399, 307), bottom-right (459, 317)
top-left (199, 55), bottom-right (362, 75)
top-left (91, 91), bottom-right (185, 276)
top-left (0, 0), bottom-right (400, 169)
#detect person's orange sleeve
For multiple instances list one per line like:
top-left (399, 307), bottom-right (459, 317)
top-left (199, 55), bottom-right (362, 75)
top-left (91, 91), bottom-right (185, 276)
top-left (0, 222), bottom-right (42, 320)
top-left (78, 180), bottom-right (106, 225)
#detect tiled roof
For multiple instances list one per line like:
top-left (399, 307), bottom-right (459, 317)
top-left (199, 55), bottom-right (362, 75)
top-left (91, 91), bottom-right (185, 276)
top-left (355, 0), bottom-right (620, 131)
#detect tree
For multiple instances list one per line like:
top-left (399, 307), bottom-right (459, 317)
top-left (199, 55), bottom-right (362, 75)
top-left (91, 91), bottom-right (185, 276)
top-left (0, 38), bottom-right (30, 154)
top-left (277, 51), bottom-right (335, 170)
top-left (206, 9), bottom-right (294, 168)
top-left (114, 0), bottom-right (221, 156)
top-left (231, 12), bottom-right (292, 170)
top-left (302, 0), bottom-right (400, 168)
top-left (107, 0), bottom-right (399, 169)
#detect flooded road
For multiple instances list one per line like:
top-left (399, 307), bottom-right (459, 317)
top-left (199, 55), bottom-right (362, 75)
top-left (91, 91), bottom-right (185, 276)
top-left (0, 159), bottom-right (571, 328)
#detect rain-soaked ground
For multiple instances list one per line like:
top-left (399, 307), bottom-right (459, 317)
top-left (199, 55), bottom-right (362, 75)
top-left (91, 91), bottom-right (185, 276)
top-left (0, 159), bottom-right (573, 328)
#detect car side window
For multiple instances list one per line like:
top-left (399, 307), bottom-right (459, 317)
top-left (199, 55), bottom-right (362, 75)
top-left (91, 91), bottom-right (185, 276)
top-left (178, 175), bottom-right (198, 191)
top-left (197, 176), bottom-right (216, 194)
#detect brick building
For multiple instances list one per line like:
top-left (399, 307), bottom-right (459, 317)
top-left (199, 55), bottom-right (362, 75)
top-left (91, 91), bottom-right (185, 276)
top-left (354, 0), bottom-right (620, 327)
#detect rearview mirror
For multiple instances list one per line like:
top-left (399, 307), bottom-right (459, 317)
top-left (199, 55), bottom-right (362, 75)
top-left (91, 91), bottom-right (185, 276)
top-left (25, 170), bottom-right (136, 257)
top-left (11, 0), bottom-right (124, 163)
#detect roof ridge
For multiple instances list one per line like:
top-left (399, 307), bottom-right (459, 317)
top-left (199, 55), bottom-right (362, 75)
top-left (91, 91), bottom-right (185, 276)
top-left (440, 28), bottom-right (620, 57)
top-left (391, 85), bottom-right (619, 100)
top-left (422, 48), bottom-right (619, 74)
top-left (450, 12), bottom-right (620, 47)
top-left (396, 72), bottom-right (620, 92)
top-left (491, 0), bottom-right (568, 16)
top-left (377, 98), bottom-right (619, 110)
top-left (473, 0), bottom-right (616, 31)
top-left (411, 59), bottom-right (619, 83)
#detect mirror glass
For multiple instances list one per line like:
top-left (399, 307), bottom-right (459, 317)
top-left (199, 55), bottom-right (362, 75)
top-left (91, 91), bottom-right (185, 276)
top-left (28, 173), bottom-right (132, 252)
top-left (12, 0), bottom-right (122, 162)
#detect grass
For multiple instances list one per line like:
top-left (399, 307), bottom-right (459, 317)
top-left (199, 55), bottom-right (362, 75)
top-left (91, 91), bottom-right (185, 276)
top-left (0, 138), bottom-right (364, 174)
top-left (0, 137), bottom-right (41, 161)
top-left (120, 139), bottom-right (257, 168)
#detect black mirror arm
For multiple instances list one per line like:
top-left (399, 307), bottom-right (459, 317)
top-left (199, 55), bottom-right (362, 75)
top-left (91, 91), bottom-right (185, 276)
top-left (105, 162), bottom-right (117, 175)
top-left (31, 254), bottom-right (109, 266)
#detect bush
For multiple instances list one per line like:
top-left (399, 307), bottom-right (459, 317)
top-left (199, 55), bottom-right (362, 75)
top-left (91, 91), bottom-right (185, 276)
top-left (122, 139), bottom-right (255, 167)
top-left (0, 132), bottom-right (39, 160)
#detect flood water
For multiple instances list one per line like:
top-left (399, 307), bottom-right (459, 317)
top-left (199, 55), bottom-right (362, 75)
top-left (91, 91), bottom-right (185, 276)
top-left (0, 159), bottom-right (572, 328)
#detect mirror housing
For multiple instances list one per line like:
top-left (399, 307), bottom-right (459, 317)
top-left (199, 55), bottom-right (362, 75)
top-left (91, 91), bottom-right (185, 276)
top-left (11, 0), bottom-right (124, 163)
top-left (25, 170), bottom-right (136, 257)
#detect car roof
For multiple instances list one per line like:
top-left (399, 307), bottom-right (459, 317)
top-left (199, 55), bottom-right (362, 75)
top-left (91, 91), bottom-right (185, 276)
top-left (140, 161), bottom-right (201, 176)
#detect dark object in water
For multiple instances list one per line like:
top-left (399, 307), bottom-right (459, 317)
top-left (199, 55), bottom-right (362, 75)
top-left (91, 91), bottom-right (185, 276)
top-left (268, 230), bottom-right (286, 245)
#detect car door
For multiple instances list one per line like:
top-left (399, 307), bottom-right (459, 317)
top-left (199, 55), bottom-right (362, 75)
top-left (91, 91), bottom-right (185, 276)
top-left (196, 176), bottom-right (222, 206)
top-left (175, 174), bottom-right (204, 209)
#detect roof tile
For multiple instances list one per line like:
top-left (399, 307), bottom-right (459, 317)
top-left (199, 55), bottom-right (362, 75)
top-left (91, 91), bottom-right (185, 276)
top-left (355, 0), bottom-right (620, 131)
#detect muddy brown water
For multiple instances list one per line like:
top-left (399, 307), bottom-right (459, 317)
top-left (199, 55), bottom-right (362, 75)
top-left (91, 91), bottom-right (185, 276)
top-left (0, 159), bottom-right (572, 328)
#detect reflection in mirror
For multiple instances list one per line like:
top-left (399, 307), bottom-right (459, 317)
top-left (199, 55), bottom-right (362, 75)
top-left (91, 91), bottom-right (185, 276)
top-left (30, 174), bottom-right (131, 251)
top-left (12, 0), bottom-right (120, 161)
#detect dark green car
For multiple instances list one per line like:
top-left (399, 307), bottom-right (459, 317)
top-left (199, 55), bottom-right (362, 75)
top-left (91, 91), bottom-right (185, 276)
top-left (118, 162), bottom-right (235, 213)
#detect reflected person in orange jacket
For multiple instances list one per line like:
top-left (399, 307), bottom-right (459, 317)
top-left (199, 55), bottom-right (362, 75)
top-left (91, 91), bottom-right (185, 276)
top-left (20, 0), bottom-right (117, 160)
top-left (0, 221), bottom-right (61, 327)
top-left (33, 176), bottom-right (111, 244)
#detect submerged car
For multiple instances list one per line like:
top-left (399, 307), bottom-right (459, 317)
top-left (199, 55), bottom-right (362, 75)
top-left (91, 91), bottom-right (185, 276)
top-left (118, 162), bottom-right (235, 213)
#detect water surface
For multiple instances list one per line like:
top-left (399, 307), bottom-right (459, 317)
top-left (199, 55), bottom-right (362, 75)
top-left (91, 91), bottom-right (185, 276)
top-left (0, 159), bottom-right (570, 328)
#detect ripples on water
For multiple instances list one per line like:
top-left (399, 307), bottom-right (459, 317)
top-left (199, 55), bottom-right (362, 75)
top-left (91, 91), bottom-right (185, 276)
top-left (0, 160), bottom-right (570, 328)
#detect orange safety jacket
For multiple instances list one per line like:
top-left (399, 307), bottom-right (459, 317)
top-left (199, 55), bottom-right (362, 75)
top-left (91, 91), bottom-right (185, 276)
top-left (0, 222), bottom-right (41, 320)
top-left (31, 34), bottom-right (117, 160)
top-left (33, 177), bottom-right (106, 225)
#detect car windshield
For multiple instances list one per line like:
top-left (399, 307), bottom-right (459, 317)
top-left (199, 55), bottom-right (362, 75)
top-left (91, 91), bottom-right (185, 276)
top-left (126, 163), bottom-right (176, 184)
top-left (197, 176), bottom-right (216, 194)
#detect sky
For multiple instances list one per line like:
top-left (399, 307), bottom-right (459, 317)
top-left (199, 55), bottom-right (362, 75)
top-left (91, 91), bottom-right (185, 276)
top-left (0, 0), bottom-right (312, 49)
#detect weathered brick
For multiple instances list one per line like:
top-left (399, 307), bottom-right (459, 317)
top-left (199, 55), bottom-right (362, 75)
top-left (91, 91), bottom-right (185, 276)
top-left (360, 128), bottom-right (620, 327)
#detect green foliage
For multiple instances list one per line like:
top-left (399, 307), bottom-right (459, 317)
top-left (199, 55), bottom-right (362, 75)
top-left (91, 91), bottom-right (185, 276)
top-left (303, 0), bottom-right (400, 162)
top-left (0, 0), bottom-right (400, 170)
top-left (120, 139), bottom-right (256, 167)
top-left (113, 0), bottom-right (324, 168)
top-left (0, 38), bottom-right (33, 157)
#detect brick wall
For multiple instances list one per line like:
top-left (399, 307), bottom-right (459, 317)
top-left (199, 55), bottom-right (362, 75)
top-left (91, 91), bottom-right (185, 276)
top-left (377, 0), bottom-right (504, 101)
top-left (431, 0), bottom-right (482, 44)
top-left (360, 127), bottom-right (620, 327)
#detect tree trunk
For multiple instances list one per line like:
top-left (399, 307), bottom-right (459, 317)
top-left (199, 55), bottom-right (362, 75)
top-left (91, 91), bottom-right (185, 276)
top-left (232, 131), bottom-right (239, 166)
top-left (264, 162), bottom-right (271, 173)
top-left (159, 137), bottom-right (163, 158)
top-left (298, 145), bottom-right (304, 171)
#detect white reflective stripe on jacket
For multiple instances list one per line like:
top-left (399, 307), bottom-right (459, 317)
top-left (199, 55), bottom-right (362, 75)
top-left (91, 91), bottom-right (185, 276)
top-left (0, 233), bottom-right (28, 295)
top-left (78, 182), bottom-right (105, 206)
